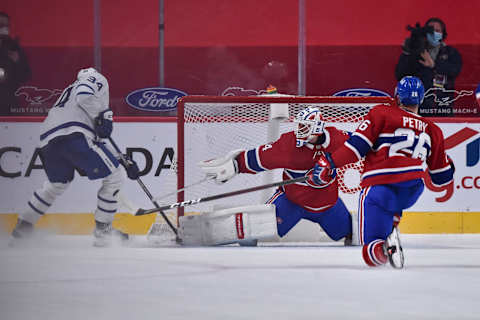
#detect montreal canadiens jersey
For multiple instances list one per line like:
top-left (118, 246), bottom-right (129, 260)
top-left (39, 71), bottom-right (110, 147)
top-left (235, 127), bottom-right (349, 213)
top-left (331, 103), bottom-right (454, 188)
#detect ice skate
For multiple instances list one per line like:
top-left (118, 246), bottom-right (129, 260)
top-left (8, 219), bottom-right (34, 247)
top-left (384, 226), bottom-right (404, 269)
top-left (93, 221), bottom-right (129, 247)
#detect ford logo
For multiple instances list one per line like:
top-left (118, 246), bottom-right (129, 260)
top-left (333, 88), bottom-right (391, 97)
top-left (125, 87), bottom-right (187, 112)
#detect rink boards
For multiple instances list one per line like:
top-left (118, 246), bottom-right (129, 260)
top-left (1, 119), bottom-right (480, 235)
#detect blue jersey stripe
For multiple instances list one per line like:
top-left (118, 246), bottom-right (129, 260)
top-left (40, 122), bottom-right (96, 141)
top-left (363, 167), bottom-right (424, 180)
top-left (348, 135), bottom-right (371, 158)
top-left (372, 136), bottom-right (431, 156)
top-left (246, 149), bottom-right (265, 172)
top-left (429, 167), bottom-right (454, 186)
top-left (373, 136), bottom-right (405, 150)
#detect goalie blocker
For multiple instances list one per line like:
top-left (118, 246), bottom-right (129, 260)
top-left (179, 204), bottom-right (277, 246)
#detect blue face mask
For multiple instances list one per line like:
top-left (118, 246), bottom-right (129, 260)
top-left (427, 31), bottom-right (443, 46)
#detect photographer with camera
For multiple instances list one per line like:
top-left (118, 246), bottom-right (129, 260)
top-left (395, 17), bottom-right (462, 117)
top-left (0, 12), bottom-right (31, 115)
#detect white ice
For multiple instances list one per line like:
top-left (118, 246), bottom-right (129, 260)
top-left (1, 234), bottom-right (480, 320)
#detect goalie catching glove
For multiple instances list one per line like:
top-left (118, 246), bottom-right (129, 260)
top-left (309, 152), bottom-right (336, 186)
top-left (198, 149), bottom-right (243, 184)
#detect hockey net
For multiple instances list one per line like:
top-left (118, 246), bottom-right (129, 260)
top-left (165, 95), bottom-right (393, 242)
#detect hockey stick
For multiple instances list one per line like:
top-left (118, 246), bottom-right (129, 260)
top-left (133, 175), bottom-right (309, 216)
top-left (108, 137), bottom-right (179, 237)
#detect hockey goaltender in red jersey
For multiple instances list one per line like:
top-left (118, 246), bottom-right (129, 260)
top-left (200, 106), bottom-right (356, 245)
top-left (311, 76), bottom-right (455, 268)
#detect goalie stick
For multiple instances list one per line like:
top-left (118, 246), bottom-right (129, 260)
top-left (133, 175), bottom-right (309, 216)
top-left (108, 137), bottom-right (179, 238)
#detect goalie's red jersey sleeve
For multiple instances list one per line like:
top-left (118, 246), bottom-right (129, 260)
top-left (330, 104), bottom-right (454, 187)
top-left (236, 128), bottom-right (348, 173)
top-left (234, 128), bottom-right (349, 213)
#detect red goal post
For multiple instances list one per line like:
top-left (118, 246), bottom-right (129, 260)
top-left (176, 95), bottom-right (394, 218)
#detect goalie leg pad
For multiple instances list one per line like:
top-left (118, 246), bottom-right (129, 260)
top-left (179, 204), bottom-right (277, 246)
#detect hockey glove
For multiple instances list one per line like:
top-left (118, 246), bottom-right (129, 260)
top-left (199, 149), bottom-right (243, 184)
top-left (121, 156), bottom-right (140, 180)
top-left (310, 153), bottom-right (337, 186)
top-left (94, 109), bottom-right (113, 138)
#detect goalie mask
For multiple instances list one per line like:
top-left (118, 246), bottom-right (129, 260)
top-left (294, 106), bottom-right (325, 147)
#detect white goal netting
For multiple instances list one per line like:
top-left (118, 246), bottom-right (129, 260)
top-left (139, 95), bottom-right (394, 243)
top-left (176, 96), bottom-right (393, 219)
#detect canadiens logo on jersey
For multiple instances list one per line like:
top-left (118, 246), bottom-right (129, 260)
top-left (304, 167), bottom-right (336, 189)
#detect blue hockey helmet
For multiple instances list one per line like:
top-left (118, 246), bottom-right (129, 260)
top-left (395, 76), bottom-right (425, 106)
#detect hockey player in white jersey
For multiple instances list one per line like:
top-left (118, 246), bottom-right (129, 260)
top-left (10, 67), bottom-right (140, 247)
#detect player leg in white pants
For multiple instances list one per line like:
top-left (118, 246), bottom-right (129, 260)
top-left (11, 181), bottom-right (71, 239)
top-left (11, 133), bottom-right (125, 246)
top-left (92, 166), bottom-right (126, 246)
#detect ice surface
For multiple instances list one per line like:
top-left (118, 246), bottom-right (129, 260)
top-left (1, 234), bottom-right (479, 320)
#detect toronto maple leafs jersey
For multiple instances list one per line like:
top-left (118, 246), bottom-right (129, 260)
top-left (235, 127), bottom-right (349, 213)
top-left (39, 70), bottom-right (110, 147)
top-left (331, 103), bottom-right (454, 188)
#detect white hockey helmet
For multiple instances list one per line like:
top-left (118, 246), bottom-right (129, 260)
top-left (76, 67), bottom-right (109, 91)
top-left (77, 67), bottom-right (99, 81)
top-left (294, 106), bottom-right (325, 147)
